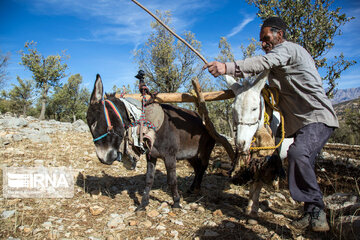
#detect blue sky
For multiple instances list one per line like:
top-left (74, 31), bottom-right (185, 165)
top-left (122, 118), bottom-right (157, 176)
top-left (1, 0), bottom-right (359, 93)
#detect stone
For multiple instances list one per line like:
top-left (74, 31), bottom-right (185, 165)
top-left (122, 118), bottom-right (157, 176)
top-left (147, 209), bottom-right (160, 218)
top-left (89, 206), bottom-right (105, 216)
top-left (140, 220), bottom-right (152, 228)
top-left (23, 226), bottom-right (32, 234)
top-left (48, 230), bottom-right (59, 239)
top-left (275, 192), bottom-right (286, 201)
top-left (189, 203), bottom-right (199, 211)
top-left (42, 221), bottom-right (52, 229)
top-left (156, 224), bottom-right (166, 230)
top-left (1, 210), bottom-right (16, 219)
top-left (72, 119), bottom-right (89, 132)
top-left (197, 206), bottom-right (205, 213)
top-left (85, 229), bottom-right (94, 234)
top-left (168, 211), bottom-right (176, 217)
top-left (160, 207), bottom-right (170, 214)
top-left (107, 215), bottom-right (124, 228)
top-left (273, 213), bottom-right (285, 219)
top-left (159, 202), bottom-right (169, 209)
top-left (27, 133), bottom-right (51, 143)
top-left (75, 209), bottom-right (85, 218)
top-left (204, 220), bottom-right (217, 227)
top-left (129, 220), bottom-right (138, 226)
top-left (34, 159), bottom-right (44, 166)
top-left (170, 230), bottom-right (179, 237)
top-left (12, 134), bottom-right (23, 142)
top-left (247, 219), bottom-right (258, 225)
top-left (213, 209), bottom-right (223, 217)
top-left (229, 217), bottom-right (237, 222)
top-left (170, 219), bottom-right (184, 226)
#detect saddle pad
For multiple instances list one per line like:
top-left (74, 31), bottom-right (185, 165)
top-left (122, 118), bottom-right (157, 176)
top-left (144, 103), bottom-right (164, 131)
top-left (119, 98), bottom-right (142, 148)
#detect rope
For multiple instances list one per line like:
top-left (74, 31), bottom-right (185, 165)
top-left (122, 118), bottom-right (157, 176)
top-left (93, 99), bottom-right (125, 142)
top-left (128, 94), bottom-right (156, 131)
top-left (250, 87), bottom-right (285, 151)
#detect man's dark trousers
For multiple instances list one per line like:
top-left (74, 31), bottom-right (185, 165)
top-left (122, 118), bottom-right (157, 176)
top-left (287, 122), bottom-right (334, 212)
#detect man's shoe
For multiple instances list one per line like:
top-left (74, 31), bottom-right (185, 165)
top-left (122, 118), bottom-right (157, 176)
top-left (310, 207), bottom-right (330, 232)
top-left (291, 213), bottom-right (311, 230)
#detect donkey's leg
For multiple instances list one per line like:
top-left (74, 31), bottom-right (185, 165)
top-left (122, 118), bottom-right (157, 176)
top-left (138, 155), bottom-right (157, 211)
top-left (188, 158), bottom-right (203, 193)
top-left (188, 156), bottom-right (209, 194)
top-left (188, 139), bottom-right (214, 193)
top-left (245, 180), bottom-right (263, 217)
top-left (164, 156), bottom-right (181, 208)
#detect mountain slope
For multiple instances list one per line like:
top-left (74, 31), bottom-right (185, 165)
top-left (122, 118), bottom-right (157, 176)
top-left (331, 87), bottom-right (360, 104)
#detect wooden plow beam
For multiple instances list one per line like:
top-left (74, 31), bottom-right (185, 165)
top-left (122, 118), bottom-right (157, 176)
top-left (116, 89), bottom-right (235, 103)
top-left (117, 85), bottom-right (237, 162)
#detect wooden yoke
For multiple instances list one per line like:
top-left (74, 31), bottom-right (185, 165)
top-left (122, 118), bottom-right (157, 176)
top-left (115, 85), bottom-right (236, 162)
top-left (116, 90), bottom-right (234, 103)
top-left (191, 78), bottom-right (236, 162)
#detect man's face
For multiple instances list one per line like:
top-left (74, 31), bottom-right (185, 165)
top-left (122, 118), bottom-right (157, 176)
top-left (260, 27), bottom-right (283, 53)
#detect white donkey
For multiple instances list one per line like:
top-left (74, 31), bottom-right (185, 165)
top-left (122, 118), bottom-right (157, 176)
top-left (224, 71), bottom-right (293, 216)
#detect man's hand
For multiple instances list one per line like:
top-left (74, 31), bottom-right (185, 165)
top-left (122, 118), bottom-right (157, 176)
top-left (203, 61), bottom-right (226, 77)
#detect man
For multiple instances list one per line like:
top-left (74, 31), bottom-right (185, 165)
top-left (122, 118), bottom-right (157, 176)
top-left (203, 16), bottom-right (338, 232)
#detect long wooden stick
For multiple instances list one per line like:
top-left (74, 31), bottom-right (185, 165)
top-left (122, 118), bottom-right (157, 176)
top-left (131, 0), bottom-right (208, 64)
top-left (192, 78), bottom-right (236, 161)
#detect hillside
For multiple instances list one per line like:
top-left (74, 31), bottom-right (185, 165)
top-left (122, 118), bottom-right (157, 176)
top-left (332, 97), bottom-right (360, 121)
top-left (331, 87), bottom-right (360, 104)
top-left (0, 114), bottom-right (359, 240)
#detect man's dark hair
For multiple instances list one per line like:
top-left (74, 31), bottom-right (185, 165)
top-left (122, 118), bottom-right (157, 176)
top-left (262, 17), bottom-right (287, 40)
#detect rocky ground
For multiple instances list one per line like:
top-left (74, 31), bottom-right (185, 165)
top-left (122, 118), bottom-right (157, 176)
top-left (0, 114), bottom-right (359, 240)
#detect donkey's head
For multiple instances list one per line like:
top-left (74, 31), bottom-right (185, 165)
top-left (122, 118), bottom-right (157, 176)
top-left (225, 71), bottom-right (269, 153)
top-left (86, 74), bottom-right (128, 165)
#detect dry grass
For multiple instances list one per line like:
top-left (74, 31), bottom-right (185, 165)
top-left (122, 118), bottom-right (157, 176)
top-left (0, 131), bottom-right (358, 239)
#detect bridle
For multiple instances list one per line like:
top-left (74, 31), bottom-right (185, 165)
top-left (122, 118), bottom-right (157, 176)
top-left (233, 94), bottom-right (264, 130)
top-left (93, 99), bottom-right (125, 142)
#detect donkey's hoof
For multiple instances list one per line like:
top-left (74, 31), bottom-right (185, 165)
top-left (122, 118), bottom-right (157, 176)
top-left (172, 202), bottom-right (181, 209)
top-left (135, 205), bottom-right (147, 212)
top-left (245, 211), bottom-right (258, 218)
top-left (245, 208), bottom-right (258, 217)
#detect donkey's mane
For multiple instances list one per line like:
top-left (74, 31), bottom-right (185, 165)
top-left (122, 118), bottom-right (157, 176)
top-left (105, 92), bottom-right (117, 99)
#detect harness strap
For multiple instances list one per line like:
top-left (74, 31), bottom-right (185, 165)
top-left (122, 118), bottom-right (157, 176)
top-left (250, 87), bottom-right (285, 151)
top-left (103, 99), bottom-right (125, 128)
top-left (93, 99), bottom-right (125, 142)
top-left (93, 132), bottom-right (109, 142)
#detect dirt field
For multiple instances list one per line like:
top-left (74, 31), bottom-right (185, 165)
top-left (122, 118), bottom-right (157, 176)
top-left (0, 131), bottom-right (359, 240)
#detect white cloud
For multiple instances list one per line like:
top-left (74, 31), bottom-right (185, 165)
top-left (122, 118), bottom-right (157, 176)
top-left (26, 0), bottom-right (212, 44)
top-left (226, 16), bottom-right (255, 38)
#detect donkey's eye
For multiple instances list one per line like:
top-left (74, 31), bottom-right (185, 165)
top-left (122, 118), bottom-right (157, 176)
top-left (91, 121), bottom-right (97, 131)
top-left (252, 107), bottom-right (257, 111)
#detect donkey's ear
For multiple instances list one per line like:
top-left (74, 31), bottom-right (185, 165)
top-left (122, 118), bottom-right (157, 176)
top-left (90, 74), bottom-right (103, 104)
top-left (252, 70), bottom-right (269, 92)
top-left (224, 75), bottom-right (242, 94)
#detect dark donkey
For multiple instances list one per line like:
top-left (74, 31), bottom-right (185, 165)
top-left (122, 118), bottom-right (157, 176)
top-left (87, 74), bottom-right (215, 209)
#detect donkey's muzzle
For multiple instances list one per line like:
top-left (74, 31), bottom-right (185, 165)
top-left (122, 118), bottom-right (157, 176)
top-left (99, 149), bottom-right (118, 165)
